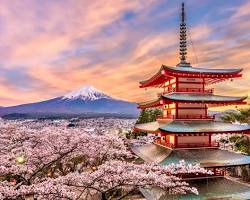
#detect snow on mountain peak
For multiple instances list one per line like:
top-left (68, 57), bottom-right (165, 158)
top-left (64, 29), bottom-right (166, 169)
top-left (62, 85), bottom-right (111, 101)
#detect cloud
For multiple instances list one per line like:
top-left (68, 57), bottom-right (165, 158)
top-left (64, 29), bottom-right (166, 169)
top-left (0, 0), bottom-right (249, 106)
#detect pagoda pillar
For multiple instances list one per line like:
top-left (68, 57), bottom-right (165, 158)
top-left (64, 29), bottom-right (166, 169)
top-left (209, 134), bottom-right (211, 146)
top-left (176, 77), bottom-right (179, 91)
top-left (202, 77), bottom-right (205, 92)
top-left (176, 103), bottom-right (179, 119)
top-left (175, 135), bottom-right (178, 148)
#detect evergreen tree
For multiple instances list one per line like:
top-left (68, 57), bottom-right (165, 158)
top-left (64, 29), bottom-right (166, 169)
top-left (221, 107), bottom-right (250, 123)
top-left (136, 108), bottom-right (163, 124)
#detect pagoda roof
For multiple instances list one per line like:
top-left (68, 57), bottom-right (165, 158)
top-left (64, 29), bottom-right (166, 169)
top-left (134, 121), bottom-right (170, 133)
top-left (140, 65), bottom-right (242, 88)
top-left (160, 120), bottom-right (250, 133)
top-left (137, 98), bottom-right (162, 109)
top-left (134, 120), bottom-right (250, 134)
top-left (163, 65), bottom-right (242, 74)
top-left (141, 177), bottom-right (250, 200)
top-left (162, 93), bottom-right (247, 103)
top-left (160, 148), bottom-right (250, 168)
top-left (138, 93), bottom-right (247, 109)
top-left (132, 144), bottom-right (250, 168)
top-left (135, 120), bottom-right (250, 134)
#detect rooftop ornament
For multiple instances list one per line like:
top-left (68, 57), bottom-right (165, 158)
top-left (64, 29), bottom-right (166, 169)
top-left (177, 2), bottom-right (191, 67)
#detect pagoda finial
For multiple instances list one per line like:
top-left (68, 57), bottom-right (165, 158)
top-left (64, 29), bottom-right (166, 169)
top-left (177, 2), bottom-right (190, 67)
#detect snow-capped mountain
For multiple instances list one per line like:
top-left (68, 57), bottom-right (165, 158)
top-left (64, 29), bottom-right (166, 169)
top-left (0, 85), bottom-right (139, 118)
top-left (62, 85), bottom-right (111, 101)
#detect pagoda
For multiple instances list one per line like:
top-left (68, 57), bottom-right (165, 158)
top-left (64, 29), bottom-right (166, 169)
top-left (134, 3), bottom-right (250, 178)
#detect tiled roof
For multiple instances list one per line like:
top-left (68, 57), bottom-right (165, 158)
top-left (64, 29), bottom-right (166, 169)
top-left (163, 65), bottom-right (242, 74)
top-left (160, 120), bottom-right (250, 133)
top-left (137, 98), bottom-right (161, 107)
top-left (140, 177), bottom-right (250, 200)
top-left (132, 144), bottom-right (250, 168)
top-left (134, 121), bottom-right (169, 133)
top-left (162, 93), bottom-right (247, 103)
top-left (161, 148), bottom-right (250, 168)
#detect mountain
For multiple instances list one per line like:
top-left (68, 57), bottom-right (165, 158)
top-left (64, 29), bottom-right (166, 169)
top-left (62, 85), bottom-right (111, 101)
top-left (0, 86), bottom-right (139, 118)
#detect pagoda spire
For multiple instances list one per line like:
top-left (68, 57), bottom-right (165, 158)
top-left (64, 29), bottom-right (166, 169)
top-left (177, 2), bottom-right (190, 67)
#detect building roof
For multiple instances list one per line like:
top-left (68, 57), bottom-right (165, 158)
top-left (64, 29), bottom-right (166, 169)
top-left (132, 143), bottom-right (172, 163)
top-left (137, 98), bottom-right (161, 109)
top-left (138, 93), bottom-right (247, 109)
top-left (163, 65), bottom-right (242, 74)
top-left (160, 120), bottom-right (250, 133)
top-left (160, 148), bottom-right (250, 168)
top-left (134, 121), bottom-right (169, 133)
top-left (134, 120), bottom-right (250, 134)
top-left (162, 93), bottom-right (247, 103)
top-left (132, 143), bottom-right (250, 168)
top-left (140, 177), bottom-right (250, 200)
top-left (140, 65), bottom-right (242, 88)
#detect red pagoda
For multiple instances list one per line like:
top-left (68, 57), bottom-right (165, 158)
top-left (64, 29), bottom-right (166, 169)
top-left (134, 3), bottom-right (250, 175)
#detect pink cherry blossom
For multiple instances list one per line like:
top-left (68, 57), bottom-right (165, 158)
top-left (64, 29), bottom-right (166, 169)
top-left (0, 119), bottom-right (212, 199)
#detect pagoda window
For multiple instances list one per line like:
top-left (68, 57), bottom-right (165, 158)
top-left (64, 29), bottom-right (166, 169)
top-left (164, 79), bottom-right (176, 93)
top-left (169, 135), bottom-right (175, 145)
top-left (162, 103), bottom-right (175, 118)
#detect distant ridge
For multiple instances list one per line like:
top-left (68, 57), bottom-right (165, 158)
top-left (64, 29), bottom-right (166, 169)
top-left (0, 85), bottom-right (139, 118)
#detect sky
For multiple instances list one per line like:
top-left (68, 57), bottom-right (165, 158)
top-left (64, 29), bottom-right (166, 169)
top-left (0, 0), bottom-right (250, 106)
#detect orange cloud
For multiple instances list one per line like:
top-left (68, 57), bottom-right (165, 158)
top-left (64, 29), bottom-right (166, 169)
top-left (0, 0), bottom-right (250, 107)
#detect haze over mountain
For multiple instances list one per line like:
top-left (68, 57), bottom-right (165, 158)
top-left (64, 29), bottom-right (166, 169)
top-left (0, 86), bottom-right (139, 118)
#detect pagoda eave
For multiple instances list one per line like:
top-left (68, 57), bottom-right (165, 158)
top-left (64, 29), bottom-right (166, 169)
top-left (139, 66), bottom-right (173, 88)
top-left (138, 94), bottom-right (247, 109)
top-left (137, 98), bottom-right (162, 109)
top-left (139, 65), bottom-right (243, 88)
top-left (161, 93), bottom-right (247, 104)
top-left (160, 129), bottom-right (250, 135)
top-left (159, 120), bottom-right (250, 134)
top-left (133, 127), bottom-right (160, 134)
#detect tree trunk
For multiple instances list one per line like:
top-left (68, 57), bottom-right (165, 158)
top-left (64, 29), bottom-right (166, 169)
top-left (101, 193), bottom-right (107, 200)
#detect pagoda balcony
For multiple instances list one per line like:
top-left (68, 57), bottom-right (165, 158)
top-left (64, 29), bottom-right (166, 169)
top-left (154, 139), bottom-right (219, 149)
top-left (161, 88), bottom-right (214, 94)
top-left (177, 88), bottom-right (214, 93)
top-left (157, 114), bottom-right (215, 121)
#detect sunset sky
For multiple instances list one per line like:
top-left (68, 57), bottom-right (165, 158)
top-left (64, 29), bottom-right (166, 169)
top-left (0, 0), bottom-right (250, 106)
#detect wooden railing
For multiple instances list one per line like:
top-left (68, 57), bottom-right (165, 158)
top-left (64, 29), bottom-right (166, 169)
top-left (175, 142), bottom-right (219, 148)
top-left (154, 139), bottom-right (219, 149)
top-left (160, 88), bottom-right (214, 94)
top-left (177, 114), bottom-right (215, 120)
top-left (157, 114), bottom-right (215, 120)
top-left (176, 88), bottom-right (213, 93)
top-left (154, 139), bottom-right (174, 148)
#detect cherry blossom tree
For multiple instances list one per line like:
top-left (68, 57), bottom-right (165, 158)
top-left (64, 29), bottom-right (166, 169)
top-left (0, 121), bottom-right (212, 200)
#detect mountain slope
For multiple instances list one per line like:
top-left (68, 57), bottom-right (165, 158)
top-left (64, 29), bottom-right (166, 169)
top-left (0, 86), bottom-right (139, 117)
